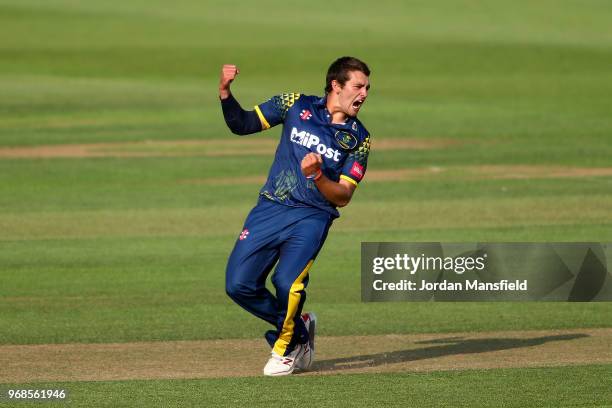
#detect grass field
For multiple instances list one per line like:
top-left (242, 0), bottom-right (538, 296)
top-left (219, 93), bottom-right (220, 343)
top-left (1, 0), bottom-right (612, 406)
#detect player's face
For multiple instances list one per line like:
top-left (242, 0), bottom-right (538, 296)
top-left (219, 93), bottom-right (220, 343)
top-left (339, 70), bottom-right (370, 117)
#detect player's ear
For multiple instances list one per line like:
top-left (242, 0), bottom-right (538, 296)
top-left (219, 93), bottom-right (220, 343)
top-left (331, 80), bottom-right (342, 94)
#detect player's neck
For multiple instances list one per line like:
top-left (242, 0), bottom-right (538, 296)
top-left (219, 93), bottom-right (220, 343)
top-left (325, 96), bottom-right (349, 124)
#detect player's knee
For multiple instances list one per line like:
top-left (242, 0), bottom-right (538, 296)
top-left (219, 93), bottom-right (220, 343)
top-left (271, 277), bottom-right (293, 297)
top-left (225, 279), bottom-right (240, 300)
top-left (225, 276), bottom-right (252, 302)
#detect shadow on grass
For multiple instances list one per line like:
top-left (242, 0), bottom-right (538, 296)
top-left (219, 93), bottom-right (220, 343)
top-left (312, 333), bottom-right (588, 372)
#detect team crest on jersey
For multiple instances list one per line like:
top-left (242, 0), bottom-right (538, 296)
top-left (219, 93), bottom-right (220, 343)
top-left (300, 109), bottom-right (312, 120)
top-left (239, 228), bottom-right (249, 240)
top-left (334, 131), bottom-right (358, 150)
top-left (352, 122), bottom-right (358, 131)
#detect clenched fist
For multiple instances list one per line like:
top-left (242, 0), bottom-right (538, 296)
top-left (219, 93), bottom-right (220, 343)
top-left (301, 153), bottom-right (323, 179)
top-left (219, 64), bottom-right (239, 99)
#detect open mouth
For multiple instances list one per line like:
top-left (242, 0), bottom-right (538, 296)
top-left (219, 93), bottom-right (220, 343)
top-left (352, 99), bottom-right (365, 110)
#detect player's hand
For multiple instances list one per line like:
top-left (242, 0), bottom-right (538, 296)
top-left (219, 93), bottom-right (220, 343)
top-left (301, 153), bottom-right (322, 177)
top-left (219, 64), bottom-right (239, 99)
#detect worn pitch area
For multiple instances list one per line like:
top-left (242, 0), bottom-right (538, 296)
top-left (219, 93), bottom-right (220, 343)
top-left (1, 328), bottom-right (610, 383)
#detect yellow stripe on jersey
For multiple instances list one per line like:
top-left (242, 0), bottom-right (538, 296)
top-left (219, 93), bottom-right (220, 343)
top-left (340, 175), bottom-right (359, 186)
top-left (254, 105), bottom-right (271, 130)
top-left (273, 260), bottom-right (313, 356)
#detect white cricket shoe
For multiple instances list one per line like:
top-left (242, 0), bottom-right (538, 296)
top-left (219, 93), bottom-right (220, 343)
top-left (296, 312), bottom-right (317, 371)
top-left (263, 344), bottom-right (306, 377)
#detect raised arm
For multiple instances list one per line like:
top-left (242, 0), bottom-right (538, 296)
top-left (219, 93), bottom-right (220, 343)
top-left (219, 64), bottom-right (264, 136)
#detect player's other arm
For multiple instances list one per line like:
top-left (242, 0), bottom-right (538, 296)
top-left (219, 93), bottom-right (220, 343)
top-left (301, 153), bottom-right (356, 207)
top-left (219, 64), bottom-right (263, 135)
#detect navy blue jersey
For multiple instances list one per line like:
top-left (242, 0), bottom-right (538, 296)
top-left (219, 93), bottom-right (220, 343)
top-left (253, 93), bottom-right (371, 218)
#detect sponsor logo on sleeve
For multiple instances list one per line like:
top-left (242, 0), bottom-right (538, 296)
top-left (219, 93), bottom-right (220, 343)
top-left (350, 162), bottom-right (364, 181)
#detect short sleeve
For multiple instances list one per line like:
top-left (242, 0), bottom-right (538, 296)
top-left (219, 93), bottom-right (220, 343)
top-left (254, 93), bottom-right (301, 130)
top-left (340, 135), bottom-right (371, 186)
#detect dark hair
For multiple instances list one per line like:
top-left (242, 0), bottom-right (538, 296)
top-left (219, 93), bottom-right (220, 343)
top-left (325, 56), bottom-right (370, 94)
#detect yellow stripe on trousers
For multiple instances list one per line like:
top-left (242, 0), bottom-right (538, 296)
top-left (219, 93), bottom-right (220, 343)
top-left (273, 260), bottom-right (314, 356)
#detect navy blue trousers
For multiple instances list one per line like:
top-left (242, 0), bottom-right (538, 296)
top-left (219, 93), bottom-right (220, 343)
top-left (225, 197), bottom-right (333, 356)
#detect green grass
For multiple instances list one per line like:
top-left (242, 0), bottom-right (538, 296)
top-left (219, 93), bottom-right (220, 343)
top-left (1, 232), bottom-right (611, 345)
top-left (2, 1), bottom-right (612, 147)
top-left (1, 0), bottom-right (612, 405)
top-left (2, 365), bottom-right (611, 407)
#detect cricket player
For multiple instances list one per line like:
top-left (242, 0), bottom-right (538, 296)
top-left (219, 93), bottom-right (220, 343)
top-left (220, 57), bottom-right (371, 376)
